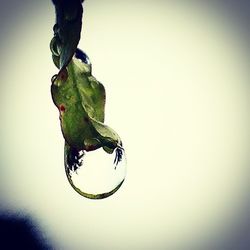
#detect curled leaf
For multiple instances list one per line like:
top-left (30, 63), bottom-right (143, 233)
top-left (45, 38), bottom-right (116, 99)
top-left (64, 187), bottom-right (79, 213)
top-left (50, 0), bottom-right (125, 199)
top-left (51, 55), bottom-right (122, 153)
top-left (51, 0), bottom-right (83, 70)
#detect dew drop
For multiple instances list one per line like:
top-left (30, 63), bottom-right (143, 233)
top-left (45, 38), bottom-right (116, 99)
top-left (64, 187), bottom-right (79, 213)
top-left (64, 144), bottom-right (126, 199)
top-left (75, 48), bottom-right (91, 65)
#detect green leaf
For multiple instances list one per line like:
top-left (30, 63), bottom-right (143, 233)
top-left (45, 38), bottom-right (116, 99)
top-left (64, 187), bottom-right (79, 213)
top-left (51, 56), bottom-right (122, 153)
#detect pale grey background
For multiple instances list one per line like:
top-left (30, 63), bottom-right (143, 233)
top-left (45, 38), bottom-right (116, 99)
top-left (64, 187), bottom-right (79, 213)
top-left (0, 1), bottom-right (249, 249)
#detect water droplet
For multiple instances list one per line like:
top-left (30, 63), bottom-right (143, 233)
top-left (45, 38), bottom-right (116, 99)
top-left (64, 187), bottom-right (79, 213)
top-left (64, 144), bottom-right (126, 199)
top-left (75, 48), bottom-right (91, 65)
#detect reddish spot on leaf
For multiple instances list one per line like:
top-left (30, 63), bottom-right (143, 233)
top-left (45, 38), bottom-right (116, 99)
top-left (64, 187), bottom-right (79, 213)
top-left (59, 68), bottom-right (68, 82)
top-left (59, 104), bottom-right (66, 112)
top-left (85, 144), bottom-right (97, 151)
